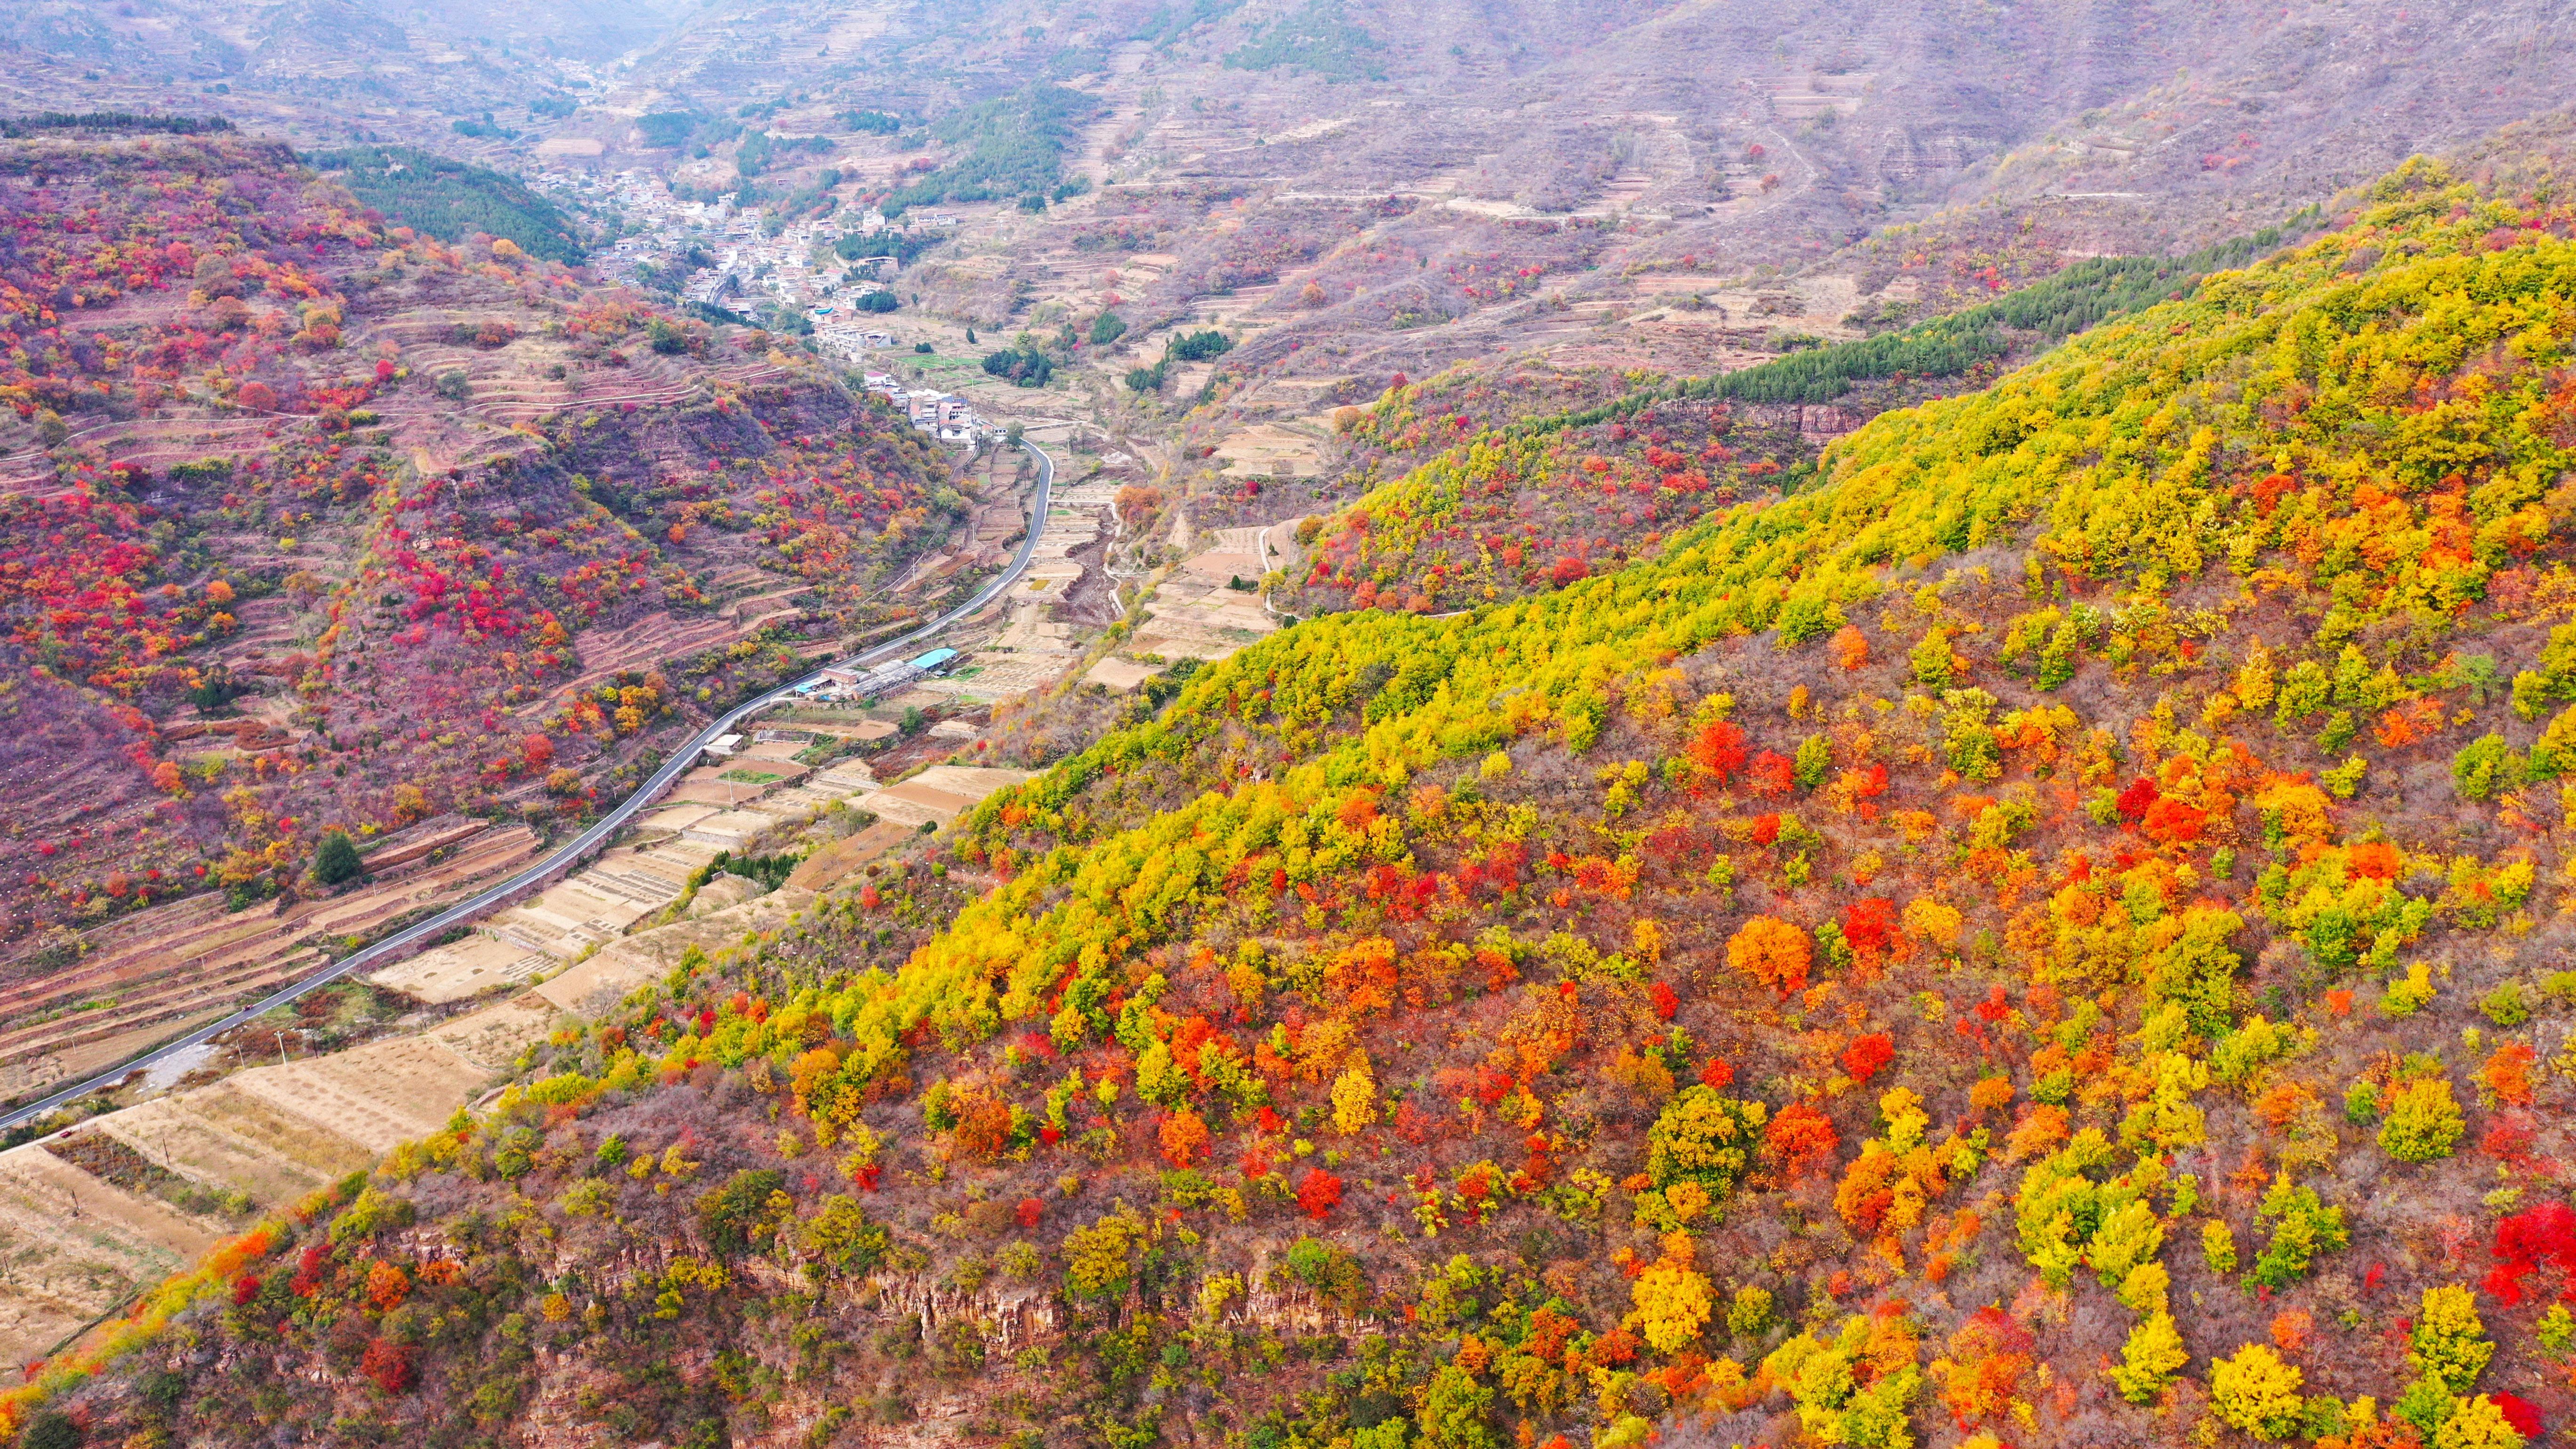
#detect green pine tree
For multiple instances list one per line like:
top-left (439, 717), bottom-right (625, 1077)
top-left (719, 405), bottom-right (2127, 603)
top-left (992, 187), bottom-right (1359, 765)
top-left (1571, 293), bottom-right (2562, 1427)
top-left (314, 829), bottom-right (364, 886)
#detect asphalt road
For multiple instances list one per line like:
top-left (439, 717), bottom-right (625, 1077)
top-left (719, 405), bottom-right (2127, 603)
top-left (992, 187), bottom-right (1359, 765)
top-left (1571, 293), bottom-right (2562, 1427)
top-left (0, 438), bottom-right (1054, 1135)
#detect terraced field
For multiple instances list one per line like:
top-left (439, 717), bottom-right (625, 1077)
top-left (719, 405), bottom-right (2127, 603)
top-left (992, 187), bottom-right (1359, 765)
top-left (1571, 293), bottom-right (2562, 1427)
top-left (0, 991), bottom-right (562, 1367)
top-left (0, 824), bottom-right (542, 1106)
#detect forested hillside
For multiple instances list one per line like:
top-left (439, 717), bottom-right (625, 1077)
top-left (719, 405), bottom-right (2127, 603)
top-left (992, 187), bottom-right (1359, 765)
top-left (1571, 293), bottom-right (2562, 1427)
top-left (18, 153), bottom-right (2576, 1449)
top-left (305, 147), bottom-right (588, 264)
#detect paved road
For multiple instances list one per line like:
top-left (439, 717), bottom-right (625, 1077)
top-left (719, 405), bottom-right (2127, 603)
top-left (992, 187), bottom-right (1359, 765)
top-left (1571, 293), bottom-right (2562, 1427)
top-left (0, 439), bottom-right (1054, 1135)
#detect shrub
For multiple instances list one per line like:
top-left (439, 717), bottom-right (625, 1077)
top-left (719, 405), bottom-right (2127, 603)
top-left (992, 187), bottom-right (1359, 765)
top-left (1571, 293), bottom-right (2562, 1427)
top-left (2528, 705), bottom-right (2576, 776)
top-left (1631, 1254), bottom-right (1715, 1353)
top-left (2275, 660), bottom-right (2331, 724)
top-left (1416, 1363), bottom-right (1496, 1449)
top-left (1329, 1060), bottom-right (1379, 1135)
top-left (2452, 734), bottom-right (2520, 801)
top-left (433, 368), bottom-right (472, 401)
top-left (2379, 1077), bottom-right (2466, 1163)
top-left (2478, 981), bottom-right (2529, 1027)
top-left (1794, 733), bottom-right (1833, 790)
top-left (2246, 1176), bottom-right (2348, 1289)
top-left (2437, 1396), bottom-right (2531, 1449)
top-left (696, 1168), bottom-right (787, 1256)
top-left (2208, 1343), bottom-right (2306, 1440)
top-left (799, 1195), bottom-right (890, 1275)
top-left (1727, 1285), bottom-right (1774, 1337)
top-left (1940, 689), bottom-right (2002, 779)
top-left (330, 1185), bottom-right (416, 1245)
top-left (2109, 1312), bottom-right (2188, 1404)
top-left (2410, 1285), bottom-right (2495, 1393)
top-left (2203, 1218), bottom-right (2238, 1274)
top-left (2380, 962), bottom-right (2438, 1017)
top-left (2115, 1260), bottom-right (2169, 1316)
top-left (1645, 1087), bottom-right (1767, 1195)
top-left (1062, 1208), bottom-right (1147, 1299)
top-left (2537, 1303), bottom-right (2575, 1354)
top-left (2087, 1199), bottom-right (2165, 1288)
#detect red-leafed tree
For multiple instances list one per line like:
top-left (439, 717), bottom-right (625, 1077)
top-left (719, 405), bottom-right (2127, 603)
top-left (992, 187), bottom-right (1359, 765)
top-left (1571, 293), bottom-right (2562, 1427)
top-left (2486, 1200), bottom-right (2576, 1304)
top-left (1840, 1033), bottom-right (1894, 1083)
top-left (2115, 777), bottom-right (2159, 821)
top-left (1763, 1100), bottom-right (1842, 1180)
top-left (1296, 1167), bottom-right (1344, 1219)
top-left (1747, 750), bottom-right (1796, 797)
top-left (361, 1337), bottom-right (415, 1393)
top-left (1842, 898), bottom-right (1898, 956)
top-left (1687, 720), bottom-right (1748, 783)
top-left (2140, 797), bottom-right (2206, 845)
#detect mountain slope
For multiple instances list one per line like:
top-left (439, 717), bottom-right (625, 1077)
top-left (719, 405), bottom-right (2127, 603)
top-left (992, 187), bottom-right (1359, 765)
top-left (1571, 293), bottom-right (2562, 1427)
top-left (0, 126), bottom-right (966, 971)
top-left (19, 151), bottom-right (2576, 1449)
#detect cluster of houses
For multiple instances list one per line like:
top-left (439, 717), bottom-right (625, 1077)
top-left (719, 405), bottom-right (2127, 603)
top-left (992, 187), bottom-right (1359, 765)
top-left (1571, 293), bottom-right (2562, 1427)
top-left (799, 646), bottom-right (962, 703)
top-left (814, 320), bottom-right (899, 361)
top-left (863, 372), bottom-right (980, 441)
top-left (530, 170), bottom-right (957, 341)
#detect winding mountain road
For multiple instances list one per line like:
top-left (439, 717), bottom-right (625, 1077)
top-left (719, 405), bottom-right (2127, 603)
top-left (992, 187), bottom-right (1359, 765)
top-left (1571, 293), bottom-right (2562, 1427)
top-left (0, 439), bottom-right (1053, 1134)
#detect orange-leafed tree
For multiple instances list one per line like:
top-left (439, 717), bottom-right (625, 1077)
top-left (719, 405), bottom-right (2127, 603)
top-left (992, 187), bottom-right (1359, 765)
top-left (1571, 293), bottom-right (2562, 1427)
top-left (1160, 1107), bottom-right (1210, 1167)
top-left (2269, 1308), bottom-right (2314, 1355)
top-left (1728, 916), bottom-right (1811, 995)
top-left (2481, 1043), bottom-right (2536, 1108)
top-left (1762, 1100), bottom-right (1841, 1180)
top-left (365, 1260), bottom-right (410, 1312)
top-left (950, 1089), bottom-right (1015, 1159)
top-left (1933, 1305), bottom-right (2037, 1427)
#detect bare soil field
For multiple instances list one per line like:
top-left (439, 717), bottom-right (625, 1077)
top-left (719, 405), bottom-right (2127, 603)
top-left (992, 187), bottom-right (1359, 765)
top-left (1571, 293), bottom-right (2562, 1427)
top-left (0, 1143), bottom-right (222, 1368)
top-left (534, 886), bottom-right (819, 1018)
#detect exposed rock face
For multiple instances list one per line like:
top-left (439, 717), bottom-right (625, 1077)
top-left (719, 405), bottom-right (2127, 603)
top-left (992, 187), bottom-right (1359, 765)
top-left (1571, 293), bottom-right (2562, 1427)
top-left (1741, 401), bottom-right (1871, 441)
top-left (867, 1270), bottom-right (1061, 1353)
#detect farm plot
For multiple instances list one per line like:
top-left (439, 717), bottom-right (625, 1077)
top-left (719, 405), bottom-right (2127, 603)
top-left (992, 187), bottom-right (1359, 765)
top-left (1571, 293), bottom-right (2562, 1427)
top-left (0, 1143), bottom-right (222, 1367)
